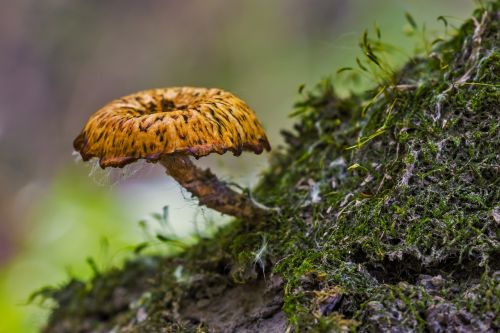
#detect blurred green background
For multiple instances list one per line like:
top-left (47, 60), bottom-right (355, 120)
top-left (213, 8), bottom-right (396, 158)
top-left (0, 0), bottom-right (474, 332)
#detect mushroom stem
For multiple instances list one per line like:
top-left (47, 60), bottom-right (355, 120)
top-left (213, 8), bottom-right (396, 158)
top-left (159, 155), bottom-right (267, 220)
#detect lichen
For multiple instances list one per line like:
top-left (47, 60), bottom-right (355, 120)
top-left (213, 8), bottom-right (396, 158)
top-left (44, 3), bottom-right (499, 332)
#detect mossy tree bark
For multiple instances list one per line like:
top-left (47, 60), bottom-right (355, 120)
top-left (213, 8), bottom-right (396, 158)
top-left (43, 3), bottom-right (499, 333)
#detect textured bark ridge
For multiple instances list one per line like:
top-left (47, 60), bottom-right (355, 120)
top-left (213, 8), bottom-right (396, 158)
top-left (43, 3), bottom-right (499, 333)
top-left (160, 155), bottom-right (268, 220)
top-left (178, 276), bottom-right (286, 332)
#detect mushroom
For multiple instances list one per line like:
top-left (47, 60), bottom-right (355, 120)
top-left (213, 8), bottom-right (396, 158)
top-left (73, 87), bottom-right (271, 220)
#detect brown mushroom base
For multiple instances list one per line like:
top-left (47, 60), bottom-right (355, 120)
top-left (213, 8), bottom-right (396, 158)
top-left (159, 155), bottom-right (268, 220)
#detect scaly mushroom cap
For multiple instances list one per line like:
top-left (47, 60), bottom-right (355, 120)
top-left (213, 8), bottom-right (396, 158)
top-left (73, 87), bottom-right (271, 168)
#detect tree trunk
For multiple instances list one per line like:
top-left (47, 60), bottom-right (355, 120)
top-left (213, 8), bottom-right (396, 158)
top-left (44, 4), bottom-right (499, 332)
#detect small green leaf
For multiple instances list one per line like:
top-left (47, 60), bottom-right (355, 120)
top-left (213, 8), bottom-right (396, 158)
top-left (431, 38), bottom-right (444, 45)
top-left (160, 205), bottom-right (169, 226)
top-left (336, 67), bottom-right (353, 74)
top-left (151, 212), bottom-right (163, 221)
top-left (374, 22), bottom-right (382, 39)
top-left (157, 234), bottom-right (173, 242)
top-left (288, 106), bottom-right (311, 118)
top-left (365, 51), bottom-right (381, 67)
top-left (298, 83), bottom-right (306, 94)
top-left (437, 16), bottom-right (448, 27)
top-left (134, 242), bottom-right (150, 254)
top-left (347, 163), bottom-right (369, 172)
top-left (363, 29), bottom-right (369, 47)
top-left (86, 257), bottom-right (100, 276)
top-left (405, 12), bottom-right (418, 29)
top-left (356, 58), bottom-right (368, 72)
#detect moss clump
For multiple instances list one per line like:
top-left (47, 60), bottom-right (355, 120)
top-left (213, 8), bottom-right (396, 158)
top-left (44, 3), bottom-right (499, 333)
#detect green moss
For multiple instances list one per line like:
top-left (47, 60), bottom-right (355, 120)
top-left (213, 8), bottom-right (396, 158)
top-left (44, 2), bottom-right (499, 332)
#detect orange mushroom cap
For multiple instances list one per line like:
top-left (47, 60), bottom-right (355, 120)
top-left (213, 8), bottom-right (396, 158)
top-left (73, 87), bottom-right (271, 168)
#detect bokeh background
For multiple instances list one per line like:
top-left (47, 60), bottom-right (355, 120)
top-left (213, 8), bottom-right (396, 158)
top-left (0, 0), bottom-right (474, 331)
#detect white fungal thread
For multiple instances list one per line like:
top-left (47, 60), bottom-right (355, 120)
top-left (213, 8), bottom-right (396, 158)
top-left (472, 50), bottom-right (494, 82)
top-left (433, 93), bottom-right (447, 124)
top-left (72, 150), bottom-right (83, 162)
top-left (310, 182), bottom-right (322, 204)
top-left (435, 139), bottom-right (447, 160)
top-left (360, 174), bottom-right (374, 187)
top-left (329, 157), bottom-right (346, 168)
top-left (429, 12), bottom-right (488, 130)
top-left (83, 158), bottom-right (149, 187)
top-left (87, 159), bottom-right (111, 186)
top-left (398, 149), bottom-right (419, 188)
top-left (253, 235), bottom-right (268, 279)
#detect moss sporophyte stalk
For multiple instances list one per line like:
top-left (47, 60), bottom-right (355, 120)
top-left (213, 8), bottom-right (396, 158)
top-left (73, 87), bottom-right (272, 220)
top-left (45, 3), bottom-right (499, 332)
